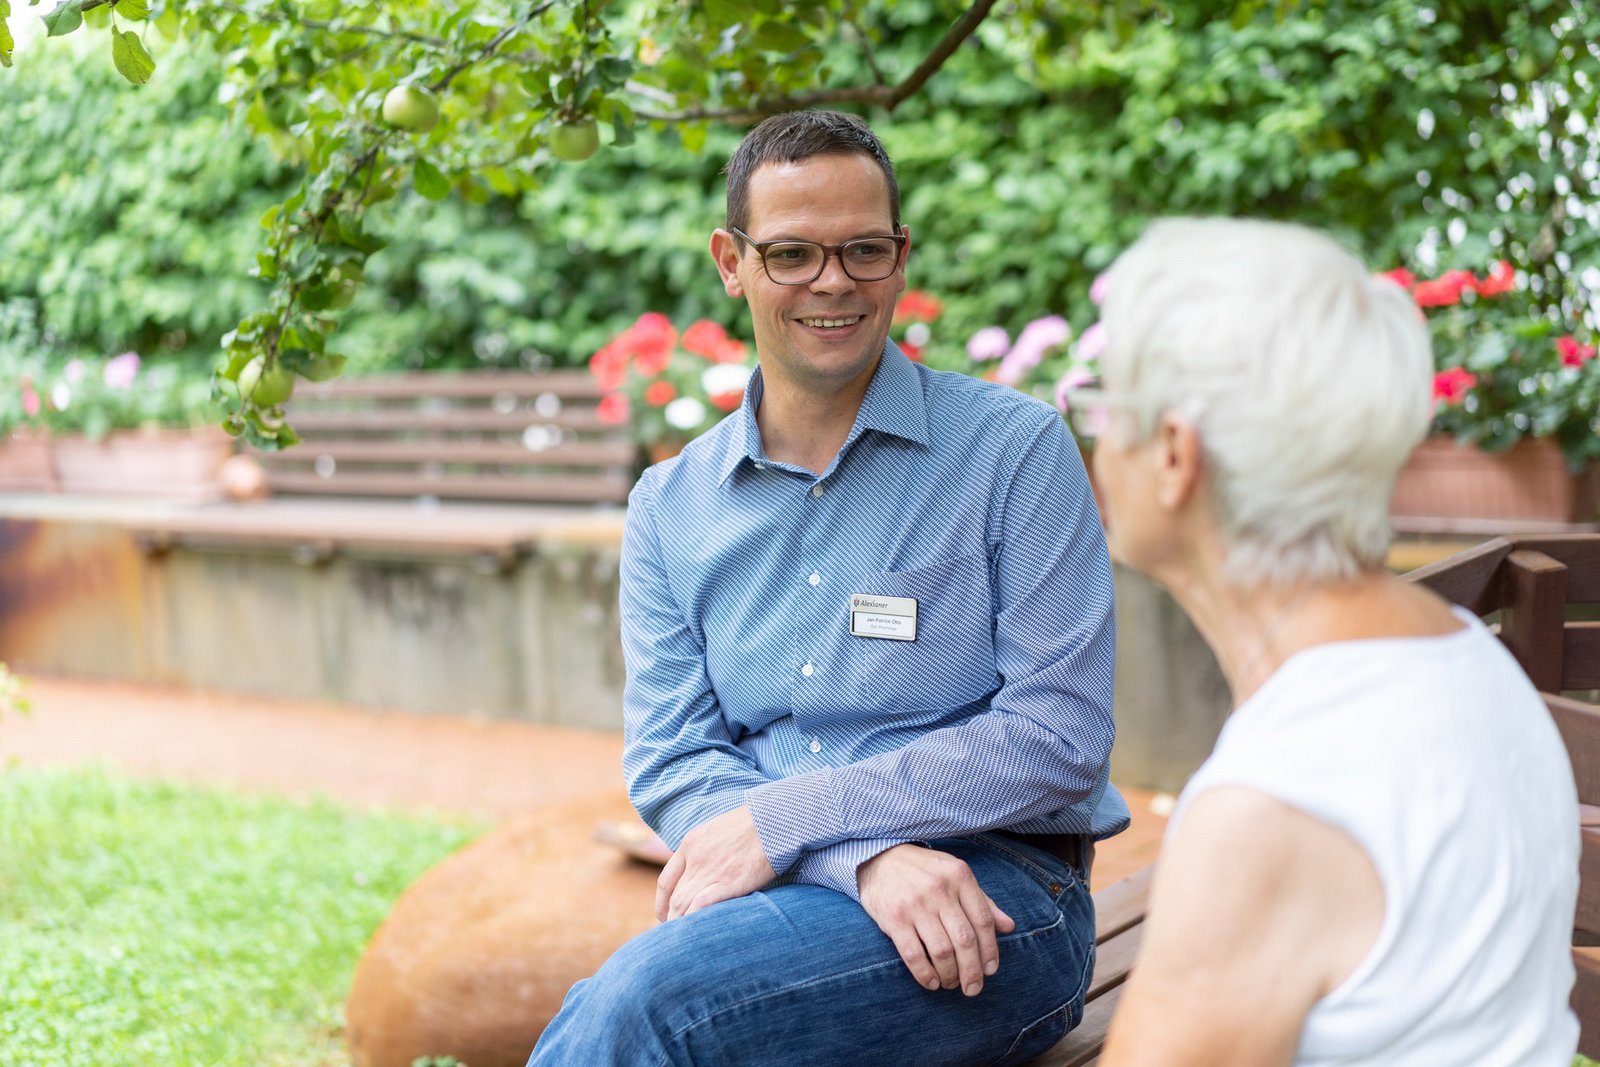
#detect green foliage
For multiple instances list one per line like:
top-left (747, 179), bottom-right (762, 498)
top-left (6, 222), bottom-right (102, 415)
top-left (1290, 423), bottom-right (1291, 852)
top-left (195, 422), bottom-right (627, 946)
top-left (0, 765), bottom-right (479, 1066)
top-left (0, 40), bottom-right (291, 366)
top-left (3, 0), bottom-right (1595, 460)
top-left (0, 662), bottom-right (27, 718)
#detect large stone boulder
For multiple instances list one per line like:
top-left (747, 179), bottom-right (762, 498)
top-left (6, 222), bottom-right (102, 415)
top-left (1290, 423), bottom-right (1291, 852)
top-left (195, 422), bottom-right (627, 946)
top-left (346, 793), bottom-right (661, 1067)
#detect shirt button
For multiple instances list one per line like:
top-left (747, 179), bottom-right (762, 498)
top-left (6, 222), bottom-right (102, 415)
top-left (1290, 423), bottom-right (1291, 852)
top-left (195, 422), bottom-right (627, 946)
top-left (754, 462), bottom-right (766, 470)
top-left (801, 662), bottom-right (814, 677)
top-left (808, 571), bottom-right (820, 586)
top-left (810, 484), bottom-right (824, 498)
top-left (809, 739), bottom-right (822, 754)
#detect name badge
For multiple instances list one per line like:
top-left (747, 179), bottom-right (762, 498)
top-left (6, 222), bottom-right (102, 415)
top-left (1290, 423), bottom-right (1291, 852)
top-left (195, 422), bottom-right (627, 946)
top-left (849, 594), bottom-right (918, 641)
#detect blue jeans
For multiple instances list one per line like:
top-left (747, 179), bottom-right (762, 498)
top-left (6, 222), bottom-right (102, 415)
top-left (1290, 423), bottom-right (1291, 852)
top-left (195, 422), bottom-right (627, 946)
top-left (527, 834), bottom-right (1096, 1066)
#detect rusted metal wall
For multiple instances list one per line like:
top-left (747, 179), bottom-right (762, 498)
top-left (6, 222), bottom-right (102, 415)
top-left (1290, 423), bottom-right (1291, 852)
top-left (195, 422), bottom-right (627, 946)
top-left (0, 517), bottom-right (627, 730)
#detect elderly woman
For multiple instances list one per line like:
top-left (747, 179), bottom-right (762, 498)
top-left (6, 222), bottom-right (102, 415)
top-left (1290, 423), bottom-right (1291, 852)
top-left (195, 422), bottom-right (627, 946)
top-left (1076, 218), bottom-right (1580, 1065)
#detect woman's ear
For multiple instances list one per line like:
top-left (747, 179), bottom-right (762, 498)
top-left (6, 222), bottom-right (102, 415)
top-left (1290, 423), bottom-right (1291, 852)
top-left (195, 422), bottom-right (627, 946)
top-left (1154, 412), bottom-right (1204, 512)
top-left (710, 230), bottom-right (745, 299)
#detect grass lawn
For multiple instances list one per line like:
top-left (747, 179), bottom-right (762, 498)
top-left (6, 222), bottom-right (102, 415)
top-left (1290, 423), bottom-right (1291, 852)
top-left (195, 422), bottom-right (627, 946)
top-left (0, 765), bottom-right (482, 1066)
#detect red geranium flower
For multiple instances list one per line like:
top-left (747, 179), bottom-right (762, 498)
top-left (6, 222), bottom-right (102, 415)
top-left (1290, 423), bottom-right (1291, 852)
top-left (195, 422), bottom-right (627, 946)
top-left (1557, 335), bottom-right (1598, 368)
top-left (596, 392), bottom-right (630, 425)
top-left (587, 341), bottom-right (629, 390)
top-left (893, 290), bottom-right (943, 325)
top-left (708, 391), bottom-right (743, 412)
top-left (682, 320), bottom-right (731, 360)
top-left (1474, 260), bottom-right (1515, 297)
top-left (900, 343), bottom-right (924, 362)
top-left (1431, 367), bottom-right (1478, 404)
top-left (645, 381), bottom-right (678, 407)
top-left (711, 339), bottom-right (749, 364)
top-left (627, 312), bottom-right (678, 376)
top-left (1378, 267), bottom-right (1416, 290)
top-left (1412, 270), bottom-right (1477, 309)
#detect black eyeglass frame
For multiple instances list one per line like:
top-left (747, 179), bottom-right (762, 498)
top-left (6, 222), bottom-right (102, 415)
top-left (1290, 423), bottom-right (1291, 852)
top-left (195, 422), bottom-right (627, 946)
top-left (730, 225), bottom-right (908, 286)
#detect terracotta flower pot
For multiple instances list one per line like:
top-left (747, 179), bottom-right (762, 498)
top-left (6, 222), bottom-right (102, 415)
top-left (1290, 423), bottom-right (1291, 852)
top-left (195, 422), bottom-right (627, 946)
top-left (0, 431), bottom-right (58, 492)
top-left (1390, 435), bottom-right (1600, 526)
top-left (52, 427), bottom-right (234, 502)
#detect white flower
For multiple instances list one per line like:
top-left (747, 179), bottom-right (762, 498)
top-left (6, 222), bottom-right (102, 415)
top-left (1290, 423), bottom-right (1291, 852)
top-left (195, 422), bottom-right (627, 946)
top-left (905, 322), bottom-right (932, 347)
top-left (700, 363), bottom-right (752, 397)
top-left (664, 396), bottom-right (708, 431)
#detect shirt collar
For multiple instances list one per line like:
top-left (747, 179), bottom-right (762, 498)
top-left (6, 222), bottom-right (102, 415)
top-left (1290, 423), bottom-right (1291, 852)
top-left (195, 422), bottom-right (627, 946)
top-left (716, 340), bottom-right (932, 485)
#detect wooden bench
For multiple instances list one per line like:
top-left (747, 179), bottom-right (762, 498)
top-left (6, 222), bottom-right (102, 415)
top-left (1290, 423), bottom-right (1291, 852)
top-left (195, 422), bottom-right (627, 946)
top-left (1038, 532), bottom-right (1600, 1062)
top-left (252, 369), bottom-right (636, 507)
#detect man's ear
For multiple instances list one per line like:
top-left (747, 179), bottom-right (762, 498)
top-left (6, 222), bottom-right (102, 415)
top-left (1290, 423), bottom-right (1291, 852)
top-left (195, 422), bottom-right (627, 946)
top-left (1154, 412), bottom-right (1204, 513)
top-left (710, 229), bottom-right (745, 299)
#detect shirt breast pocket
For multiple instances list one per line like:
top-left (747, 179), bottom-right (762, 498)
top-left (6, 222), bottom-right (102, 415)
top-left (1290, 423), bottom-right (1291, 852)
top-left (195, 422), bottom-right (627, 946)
top-left (851, 553), bottom-right (997, 713)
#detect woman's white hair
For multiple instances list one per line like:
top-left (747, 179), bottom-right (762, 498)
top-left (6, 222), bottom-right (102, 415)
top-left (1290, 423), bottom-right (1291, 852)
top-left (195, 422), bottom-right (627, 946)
top-left (1099, 217), bottom-right (1433, 587)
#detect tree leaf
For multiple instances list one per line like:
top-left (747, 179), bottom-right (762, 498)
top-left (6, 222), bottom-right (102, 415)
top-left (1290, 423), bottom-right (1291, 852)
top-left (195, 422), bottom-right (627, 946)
top-left (412, 158), bottom-right (450, 200)
top-left (302, 355), bottom-right (348, 382)
top-left (116, 0), bottom-right (149, 20)
top-left (0, 4), bottom-right (13, 69)
top-left (42, 0), bottom-right (83, 37)
top-left (111, 28), bottom-right (155, 84)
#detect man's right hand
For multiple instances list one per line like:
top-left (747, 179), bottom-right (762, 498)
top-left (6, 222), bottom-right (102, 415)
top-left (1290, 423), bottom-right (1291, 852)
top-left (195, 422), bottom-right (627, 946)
top-left (857, 843), bottom-right (1016, 997)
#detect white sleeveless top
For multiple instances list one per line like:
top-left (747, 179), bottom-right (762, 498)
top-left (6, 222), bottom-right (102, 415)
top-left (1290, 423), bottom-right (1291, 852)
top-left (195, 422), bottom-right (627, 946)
top-left (1173, 610), bottom-right (1580, 1065)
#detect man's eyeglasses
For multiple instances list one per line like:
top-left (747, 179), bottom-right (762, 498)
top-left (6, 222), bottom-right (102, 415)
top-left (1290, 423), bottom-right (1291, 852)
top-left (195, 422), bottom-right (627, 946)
top-left (731, 226), bottom-right (907, 286)
top-left (1061, 379), bottom-right (1160, 440)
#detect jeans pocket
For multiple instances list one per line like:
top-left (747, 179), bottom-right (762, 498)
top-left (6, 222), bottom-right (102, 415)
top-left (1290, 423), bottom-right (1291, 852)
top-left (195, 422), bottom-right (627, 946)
top-left (985, 996), bottom-right (1083, 1067)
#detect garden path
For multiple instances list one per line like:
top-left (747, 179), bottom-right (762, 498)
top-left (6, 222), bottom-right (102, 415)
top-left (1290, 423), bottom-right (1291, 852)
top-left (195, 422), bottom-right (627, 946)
top-left (0, 673), bottom-right (1168, 888)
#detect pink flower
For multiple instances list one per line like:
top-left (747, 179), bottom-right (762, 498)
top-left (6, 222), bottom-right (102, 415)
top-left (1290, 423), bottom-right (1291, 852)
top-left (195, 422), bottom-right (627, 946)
top-left (63, 359), bottom-right (87, 384)
top-left (1075, 321), bottom-right (1107, 365)
top-left (966, 326), bottom-right (1010, 362)
top-left (1377, 267), bottom-right (1416, 290)
top-left (1431, 367), bottom-right (1477, 405)
top-left (103, 352), bottom-right (141, 390)
top-left (1089, 272), bottom-right (1111, 306)
top-left (21, 383), bottom-right (39, 417)
top-left (995, 316), bottom-right (1072, 386)
top-left (1054, 367), bottom-right (1099, 414)
top-left (1557, 335), bottom-right (1598, 368)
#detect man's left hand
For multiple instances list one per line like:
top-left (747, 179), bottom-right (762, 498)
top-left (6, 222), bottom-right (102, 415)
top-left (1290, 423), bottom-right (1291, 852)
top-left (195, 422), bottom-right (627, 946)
top-left (656, 805), bottom-right (777, 922)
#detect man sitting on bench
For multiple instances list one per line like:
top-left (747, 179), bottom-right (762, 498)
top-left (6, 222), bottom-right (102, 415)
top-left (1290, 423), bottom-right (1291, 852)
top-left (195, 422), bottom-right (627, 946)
top-left (528, 109), bottom-right (1127, 1065)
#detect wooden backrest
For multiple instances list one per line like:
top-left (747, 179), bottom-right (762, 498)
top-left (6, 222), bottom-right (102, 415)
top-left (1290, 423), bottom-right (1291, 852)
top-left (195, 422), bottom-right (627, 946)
top-left (1408, 534), bottom-right (1600, 1052)
top-left (254, 370), bottom-right (636, 505)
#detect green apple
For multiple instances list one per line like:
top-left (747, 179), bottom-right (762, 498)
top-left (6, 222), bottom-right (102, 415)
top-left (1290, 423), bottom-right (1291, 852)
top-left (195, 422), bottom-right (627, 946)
top-left (382, 85), bottom-right (440, 133)
top-left (550, 118), bottom-right (600, 162)
top-left (238, 357), bottom-right (296, 407)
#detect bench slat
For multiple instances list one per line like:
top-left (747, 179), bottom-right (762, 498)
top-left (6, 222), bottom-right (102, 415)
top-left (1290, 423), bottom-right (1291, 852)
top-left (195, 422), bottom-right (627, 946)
top-left (1500, 549), bottom-right (1569, 693)
top-left (1547, 695), bottom-right (1600, 808)
top-left (1034, 983), bottom-right (1126, 1067)
top-left (285, 409), bottom-right (610, 434)
top-left (1085, 923), bottom-right (1144, 1002)
top-left (1406, 537), bottom-right (1512, 614)
top-left (1092, 865), bottom-right (1153, 943)
top-left (295, 370), bottom-right (602, 400)
top-left (1565, 623), bottom-right (1600, 691)
top-left (1504, 536), bottom-right (1600, 602)
top-left (266, 471), bottom-right (633, 503)
top-left (263, 440), bottom-right (637, 468)
top-left (1581, 828), bottom-right (1600, 941)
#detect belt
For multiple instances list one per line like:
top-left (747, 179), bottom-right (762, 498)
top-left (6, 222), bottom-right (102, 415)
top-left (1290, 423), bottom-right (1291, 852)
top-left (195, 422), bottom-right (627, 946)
top-left (991, 829), bottom-right (1096, 884)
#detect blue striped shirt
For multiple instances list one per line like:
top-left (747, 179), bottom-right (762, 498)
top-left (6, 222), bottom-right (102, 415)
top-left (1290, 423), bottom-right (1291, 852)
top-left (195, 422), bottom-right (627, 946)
top-left (620, 343), bottom-right (1127, 900)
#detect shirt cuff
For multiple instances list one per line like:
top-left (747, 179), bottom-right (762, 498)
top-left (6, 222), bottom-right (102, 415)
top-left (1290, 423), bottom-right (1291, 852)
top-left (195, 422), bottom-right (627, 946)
top-left (786, 838), bottom-right (906, 902)
top-left (744, 771), bottom-right (844, 874)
